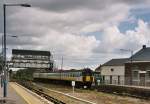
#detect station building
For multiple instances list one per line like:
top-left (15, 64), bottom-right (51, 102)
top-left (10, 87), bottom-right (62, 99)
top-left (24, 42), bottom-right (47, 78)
top-left (97, 45), bottom-right (150, 86)
top-left (99, 58), bottom-right (129, 85)
top-left (125, 45), bottom-right (150, 86)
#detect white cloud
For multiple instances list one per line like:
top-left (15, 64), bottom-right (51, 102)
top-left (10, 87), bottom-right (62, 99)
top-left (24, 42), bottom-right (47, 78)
top-left (96, 19), bottom-right (150, 55)
top-left (6, 3), bottom-right (129, 59)
top-left (41, 30), bottom-right (100, 58)
top-left (1, 0), bottom-right (150, 70)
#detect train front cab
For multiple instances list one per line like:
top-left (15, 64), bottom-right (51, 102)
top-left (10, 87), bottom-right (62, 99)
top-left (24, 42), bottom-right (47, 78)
top-left (82, 68), bottom-right (93, 88)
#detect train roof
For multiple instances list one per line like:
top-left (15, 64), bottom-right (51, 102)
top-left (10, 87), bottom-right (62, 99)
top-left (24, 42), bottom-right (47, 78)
top-left (35, 68), bottom-right (93, 73)
top-left (55, 68), bottom-right (92, 72)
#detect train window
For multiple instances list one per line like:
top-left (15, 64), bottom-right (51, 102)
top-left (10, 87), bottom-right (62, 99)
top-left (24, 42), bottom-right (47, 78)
top-left (65, 73), bottom-right (67, 77)
top-left (70, 73), bottom-right (72, 77)
top-left (79, 72), bottom-right (81, 76)
top-left (147, 71), bottom-right (150, 78)
top-left (74, 73), bottom-right (76, 77)
top-left (75, 72), bottom-right (78, 77)
top-left (77, 72), bottom-right (79, 77)
top-left (75, 73), bottom-right (77, 77)
top-left (72, 73), bottom-right (74, 77)
top-left (67, 73), bottom-right (69, 77)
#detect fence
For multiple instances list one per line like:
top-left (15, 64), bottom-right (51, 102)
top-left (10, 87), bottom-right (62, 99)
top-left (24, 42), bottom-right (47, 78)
top-left (102, 75), bottom-right (150, 87)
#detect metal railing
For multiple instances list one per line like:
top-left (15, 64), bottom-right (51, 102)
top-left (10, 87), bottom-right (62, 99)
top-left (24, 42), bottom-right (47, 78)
top-left (102, 75), bottom-right (150, 87)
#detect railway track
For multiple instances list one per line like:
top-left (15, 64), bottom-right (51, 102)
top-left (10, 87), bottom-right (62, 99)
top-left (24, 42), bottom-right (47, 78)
top-left (17, 81), bottom-right (65, 104)
top-left (18, 81), bottom-right (96, 104)
top-left (33, 83), bottom-right (96, 104)
top-left (17, 80), bottom-right (150, 104)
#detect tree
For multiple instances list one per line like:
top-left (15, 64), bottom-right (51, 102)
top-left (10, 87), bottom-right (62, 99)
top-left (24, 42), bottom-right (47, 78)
top-left (13, 68), bottom-right (36, 81)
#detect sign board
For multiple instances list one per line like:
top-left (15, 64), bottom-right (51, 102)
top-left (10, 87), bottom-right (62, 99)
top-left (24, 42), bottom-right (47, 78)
top-left (139, 71), bottom-right (146, 74)
top-left (72, 81), bottom-right (75, 86)
top-left (72, 81), bottom-right (75, 94)
top-left (84, 86), bottom-right (87, 89)
top-left (97, 80), bottom-right (100, 86)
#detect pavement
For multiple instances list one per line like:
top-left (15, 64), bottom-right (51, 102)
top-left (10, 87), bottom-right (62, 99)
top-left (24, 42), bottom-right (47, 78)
top-left (0, 82), bottom-right (28, 104)
top-left (0, 81), bottom-right (53, 104)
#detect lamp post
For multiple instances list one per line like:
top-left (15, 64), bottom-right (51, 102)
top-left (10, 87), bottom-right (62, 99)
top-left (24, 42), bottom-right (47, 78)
top-left (120, 49), bottom-right (133, 63)
top-left (3, 3), bottom-right (31, 97)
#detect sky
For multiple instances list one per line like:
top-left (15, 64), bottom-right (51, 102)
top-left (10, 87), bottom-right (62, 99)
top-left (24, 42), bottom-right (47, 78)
top-left (0, 0), bottom-right (150, 70)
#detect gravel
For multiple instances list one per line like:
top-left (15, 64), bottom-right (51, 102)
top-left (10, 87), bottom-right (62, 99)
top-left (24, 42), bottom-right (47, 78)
top-left (35, 83), bottom-right (150, 104)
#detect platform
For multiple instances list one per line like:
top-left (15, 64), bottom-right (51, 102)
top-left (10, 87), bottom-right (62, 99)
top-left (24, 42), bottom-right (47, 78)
top-left (0, 82), bottom-right (53, 104)
top-left (0, 82), bottom-right (28, 104)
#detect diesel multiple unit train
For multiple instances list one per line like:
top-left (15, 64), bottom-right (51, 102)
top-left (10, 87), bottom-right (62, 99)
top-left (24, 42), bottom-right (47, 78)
top-left (33, 68), bottom-right (101, 87)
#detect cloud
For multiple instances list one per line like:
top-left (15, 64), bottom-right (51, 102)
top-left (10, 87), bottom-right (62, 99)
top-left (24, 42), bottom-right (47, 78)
top-left (0, 0), bottom-right (150, 70)
top-left (9, 0), bottom-right (149, 12)
top-left (95, 19), bottom-right (150, 54)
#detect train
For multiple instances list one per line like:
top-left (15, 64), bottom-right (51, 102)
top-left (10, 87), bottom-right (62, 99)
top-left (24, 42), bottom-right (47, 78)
top-left (33, 68), bottom-right (102, 88)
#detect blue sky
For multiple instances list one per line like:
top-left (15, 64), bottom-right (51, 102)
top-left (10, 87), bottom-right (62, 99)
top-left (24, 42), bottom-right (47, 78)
top-left (119, 7), bottom-right (150, 33)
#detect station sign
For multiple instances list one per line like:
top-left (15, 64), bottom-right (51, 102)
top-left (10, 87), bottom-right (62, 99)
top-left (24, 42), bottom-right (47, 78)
top-left (72, 81), bottom-right (75, 86)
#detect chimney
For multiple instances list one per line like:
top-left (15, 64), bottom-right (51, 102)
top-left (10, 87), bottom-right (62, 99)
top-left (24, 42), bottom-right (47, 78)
top-left (143, 45), bottom-right (146, 49)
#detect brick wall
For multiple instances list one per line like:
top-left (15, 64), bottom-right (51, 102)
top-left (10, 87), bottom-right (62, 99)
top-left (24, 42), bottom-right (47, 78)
top-left (125, 62), bottom-right (150, 86)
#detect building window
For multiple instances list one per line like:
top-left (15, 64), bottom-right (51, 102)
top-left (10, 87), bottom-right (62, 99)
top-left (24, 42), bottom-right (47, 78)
top-left (102, 76), bottom-right (105, 84)
top-left (110, 68), bottom-right (114, 72)
top-left (110, 75), bottom-right (112, 84)
top-left (118, 76), bottom-right (120, 85)
top-left (132, 70), bottom-right (139, 80)
top-left (146, 71), bottom-right (150, 79)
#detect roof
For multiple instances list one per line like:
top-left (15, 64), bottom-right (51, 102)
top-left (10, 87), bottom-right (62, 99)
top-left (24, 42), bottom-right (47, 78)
top-left (102, 45), bottom-right (150, 66)
top-left (12, 49), bottom-right (51, 56)
top-left (95, 64), bottom-right (102, 72)
top-left (102, 58), bottom-right (129, 66)
top-left (131, 47), bottom-right (150, 62)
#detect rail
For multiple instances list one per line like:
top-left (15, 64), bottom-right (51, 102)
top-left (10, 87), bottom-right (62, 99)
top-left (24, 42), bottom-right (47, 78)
top-left (17, 81), bottom-right (65, 104)
top-left (34, 83), bottom-right (96, 104)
